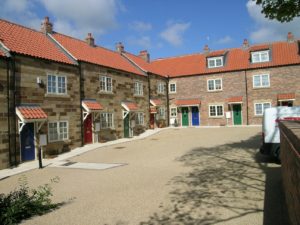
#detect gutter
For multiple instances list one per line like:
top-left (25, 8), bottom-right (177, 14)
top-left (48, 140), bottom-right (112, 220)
top-left (6, 57), bottom-right (12, 165)
top-left (244, 70), bottom-right (249, 125)
top-left (166, 76), bottom-right (170, 126)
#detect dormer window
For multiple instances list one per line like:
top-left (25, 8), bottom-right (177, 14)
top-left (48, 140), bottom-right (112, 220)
top-left (251, 50), bottom-right (270, 63)
top-left (207, 56), bottom-right (223, 68)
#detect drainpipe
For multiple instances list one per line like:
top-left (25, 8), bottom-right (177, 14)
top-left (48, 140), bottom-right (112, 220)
top-left (147, 72), bottom-right (151, 128)
top-left (6, 58), bottom-right (12, 166)
top-left (166, 76), bottom-right (170, 126)
top-left (79, 62), bottom-right (84, 146)
top-left (244, 70), bottom-right (249, 125)
top-left (11, 53), bottom-right (17, 166)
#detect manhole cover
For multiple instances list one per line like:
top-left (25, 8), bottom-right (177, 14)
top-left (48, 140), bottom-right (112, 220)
top-left (62, 161), bottom-right (77, 166)
top-left (114, 146), bottom-right (126, 149)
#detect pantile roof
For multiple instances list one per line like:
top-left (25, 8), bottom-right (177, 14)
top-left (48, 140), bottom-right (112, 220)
top-left (150, 99), bottom-right (162, 106)
top-left (51, 33), bottom-right (144, 76)
top-left (277, 93), bottom-right (296, 100)
top-left (122, 102), bottom-right (138, 111)
top-left (82, 100), bottom-right (103, 111)
top-left (175, 99), bottom-right (201, 106)
top-left (17, 106), bottom-right (48, 120)
top-left (0, 19), bottom-right (74, 64)
top-left (227, 96), bottom-right (243, 103)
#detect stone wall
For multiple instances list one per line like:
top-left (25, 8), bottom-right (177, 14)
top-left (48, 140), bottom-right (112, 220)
top-left (279, 121), bottom-right (300, 225)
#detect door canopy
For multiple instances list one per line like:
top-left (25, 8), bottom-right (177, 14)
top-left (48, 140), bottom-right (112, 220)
top-left (227, 96), bottom-right (243, 104)
top-left (175, 99), bottom-right (201, 107)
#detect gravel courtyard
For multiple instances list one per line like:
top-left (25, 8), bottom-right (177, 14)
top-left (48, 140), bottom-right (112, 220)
top-left (0, 127), bottom-right (289, 225)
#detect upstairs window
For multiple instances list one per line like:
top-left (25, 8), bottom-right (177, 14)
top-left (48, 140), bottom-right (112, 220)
top-left (47, 75), bottom-right (67, 94)
top-left (253, 74), bottom-right (270, 88)
top-left (134, 81), bottom-right (143, 96)
top-left (251, 50), bottom-right (270, 63)
top-left (207, 78), bottom-right (222, 91)
top-left (157, 82), bottom-right (165, 94)
top-left (207, 56), bottom-right (223, 68)
top-left (169, 83), bottom-right (176, 93)
top-left (100, 76), bottom-right (112, 92)
top-left (158, 107), bottom-right (165, 119)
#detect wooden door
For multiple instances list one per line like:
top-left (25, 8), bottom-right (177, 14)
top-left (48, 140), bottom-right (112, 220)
top-left (181, 107), bottom-right (189, 126)
top-left (21, 123), bottom-right (35, 161)
top-left (84, 114), bottom-right (93, 144)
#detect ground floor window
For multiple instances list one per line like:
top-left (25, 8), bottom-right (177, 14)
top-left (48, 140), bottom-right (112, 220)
top-left (48, 121), bottom-right (68, 142)
top-left (278, 101), bottom-right (293, 107)
top-left (136, 112), bottom-right (144, 125)
top-left (254, 102), bottom-right (271, 115)
top-left (170, 107), bottom-right (177, 117)
top-left (157, 107), bottom-right (165, 119)
top-left (209, 105), bottom-right (224, 117)
top-left (100, 113), bottom-right (114, 128)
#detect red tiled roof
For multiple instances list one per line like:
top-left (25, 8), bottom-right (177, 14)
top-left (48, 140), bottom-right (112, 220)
top-left (249, 44), bottom-right (270, 52)
top-left (150, 41), bottom-right (300, 77)
top-left (0, 50), bottom-right (5, 57)
top-left (277, 93), bottom-right (296, 100)
top-left (51, 33), bottom-right (144, 76)
top-left (82, 100), bottom-right (103, 111)
top-left (122, 102), bottom-right (138, 111)
top-left (0, 19), bottom-right (74, 64)
top-left (175, 99), bottom-right (201, 106)
top-left (17, 106), bottom-right (47, 120)
top-left (227, 96), bottom-right (243, 103)
top-left (150, 99), bottom-right (162, 106)
top-left (207, 50), bottom-right (227, 57)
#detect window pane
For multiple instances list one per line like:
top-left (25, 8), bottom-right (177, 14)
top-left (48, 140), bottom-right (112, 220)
top-left (217, 106), bottom-right (223, 116)
top-left (107, 77), bottom-right (112, 92)
top-left (216, 58), bottom-right (222, 66)
top-left (208, 80), bottom-right (214, 90)
top-left (208, 59), bottom-right (215, 68)
top-left (48, 75), bottom-right (56, 93)
top-left (210, 106), bottom-right (216, 116)
top-left (255, 104), bottom-right (263, 115)
top-left (263, 103), bottom-right (271, 110)
top-left (253, 76), bottom-right (261, 87)
top-left (58, 76), bottom-right (66, 93)
top-left (261, 75), bottom-right (269, 86)
top-left (215, 79), bottom-right (222, 90)
top-left (170, 84), bottom-right (176, 92)
top-left (261, 52), bottom-right (269, 62)
top-left (252, 53), bottom-right (260, 62)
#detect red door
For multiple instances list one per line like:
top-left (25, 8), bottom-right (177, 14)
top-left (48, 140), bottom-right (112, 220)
top-left (84, 114), bottom-right (93, 144)
top-left (150, 114), bottom-right (155, 129)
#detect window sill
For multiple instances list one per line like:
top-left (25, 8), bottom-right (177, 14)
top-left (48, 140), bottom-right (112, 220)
top-left (207, 90), bottom-right (223, 93)
top-left (45, 93), bottom-right (70, 98)
top-left (98, 91), bottom-right (114, 95)
top-left (209, 116), bottom-right (224, 119)
top-left (48, 139), bottom-right (71, 144)
top-left (252, 87), bottom-right (270, 90)
top-left (254, 115), bottom-right (263, 118)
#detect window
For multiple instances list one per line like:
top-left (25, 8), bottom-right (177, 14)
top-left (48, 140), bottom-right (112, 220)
top-left (136, 112), bottom-right (144, 125)
top-left (207, 56), bottom-right (223, 68)
top-left (158, 107), bottom-right (165, 119)
top-left (207, 78), bottom-right (222, 91)
top-left (170, 107), bottom-right (177, 117)
top-left (255, 102), bottom-right (271, 115)
top-left (134, 81), bottom-right (143, 96)
top-left (209, 105), bottom-right (224, 117)
top-left (48, 121), bottom-right (68, 142)
top-left (100, 76), bottom-right (112, 92)
top-left (100, 113), bottom-right (114, 129)
top-left (251, 50), bottom-right (270, 63)
top-left (253, 74), bottom-right (270, 88)
top-left (169, 83), bottom-right (176, 93)
top-left (157, 82), bottom-right (165, 94)
top-left (47, 75), bottom-right (67, 94)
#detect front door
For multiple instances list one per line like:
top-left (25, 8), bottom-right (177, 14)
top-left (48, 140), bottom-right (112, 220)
top-left (124, 114), bottom-right (130, 138)
top-left (233, 104), bottom-right (242, 125)
top-left (150, 114), bottom-right (155, 129)
top-left (191, 107), bottom-right (200, 126)
top-left (84, 114), bottom-right (93, 144)
top-left (21, 123), bottom-right (35, 161)
top-left (181, 107), bottom-right (189, 126)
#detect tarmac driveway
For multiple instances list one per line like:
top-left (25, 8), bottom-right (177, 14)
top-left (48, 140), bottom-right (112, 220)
top-left (0, 127), bottom-right (289, 225)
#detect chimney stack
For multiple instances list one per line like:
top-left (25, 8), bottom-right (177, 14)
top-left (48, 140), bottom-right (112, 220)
top-left (85, 33), bottom-right (95, 47)
top-left (203, 44), bottom-right (210, 54)
top-left (287, 32), bottom-right (294, 43)
top-left (41, 16), bottom-right (53, 34)
top-left (116, 42), bottom-right (124, 53)
top-left (242, 39), bottom-right (249, 49)
top-left (138, 50), bottom-right (150, 62)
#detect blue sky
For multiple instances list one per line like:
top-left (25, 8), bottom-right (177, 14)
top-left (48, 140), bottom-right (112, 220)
top-left (1, 0), bottom-right (299, 59)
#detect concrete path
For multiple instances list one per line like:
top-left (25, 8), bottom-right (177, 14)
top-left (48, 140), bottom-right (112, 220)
top-left (0, 127), bottom-right (289, 225)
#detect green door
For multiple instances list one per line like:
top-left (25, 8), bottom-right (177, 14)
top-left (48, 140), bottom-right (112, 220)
top-left (233, 104), bottom-right (242, 125)
top-left (124, 114), bottom-right (130, 137)
top-left (181, 107), bottom-right (189, 126)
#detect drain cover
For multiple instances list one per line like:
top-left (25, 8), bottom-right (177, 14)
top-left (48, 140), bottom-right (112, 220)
top-left (114, 146), bottom-right (126, 149)
top-left (62, 161), bottom-right (77, 166)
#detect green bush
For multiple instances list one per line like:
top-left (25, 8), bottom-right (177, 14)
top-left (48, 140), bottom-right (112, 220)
top-left (0, 176), bottom-right (60, 225)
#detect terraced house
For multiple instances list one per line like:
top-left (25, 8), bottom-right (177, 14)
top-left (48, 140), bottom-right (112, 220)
top-left (0, 16), bottom-right (299, 169)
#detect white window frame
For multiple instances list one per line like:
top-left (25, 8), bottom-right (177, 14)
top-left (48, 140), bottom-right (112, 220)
top-left (251, 50), bottom-right (270, 63)
top-left (48, 121), bottom-right (69, 142)
top-left (157, 82), bottom-right (165, 94)
top-left (100, 112), bottom-right (114, 129)
top-left (134, 81), bottom-right (143, 96)
top-left (47, 74), bottom-right (67, 95)
top-left (170, 107), bottom-right (177, 117)
top-left (253, 74), bottom-right (270, 88)
top-left (136, 112), bottom-right (144, 125)
top-left (254, 102), bottom-right (271, 116)
top-left (169, 83), bottom-right (176, 93)
top-left (99, 75), bottom-right (113, 92)
top-left (207, 78), bottom-right (222, 91)
top-left (158, 107), bottom-right (165, 119)
top-left (207, 56), bottom-right (224, 68)
top-left (209, 105), bottom-right (224, 117)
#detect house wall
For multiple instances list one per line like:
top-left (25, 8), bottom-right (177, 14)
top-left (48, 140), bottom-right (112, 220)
top-left (14, 55), bottom-right (81, 159)
top-left (81, 62), bottom-right (149, 142)
top-left (246, 65), bottom-right (300, 125)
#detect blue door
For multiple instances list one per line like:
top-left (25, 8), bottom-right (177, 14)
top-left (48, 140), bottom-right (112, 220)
top-left (192, 107), bottom-right (200, 126)
top-left (21, 123), bottom-right (35, 161)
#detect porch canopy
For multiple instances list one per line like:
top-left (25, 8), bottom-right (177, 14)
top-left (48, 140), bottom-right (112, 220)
top-left (227, 96), bottom-right (243, 104)
top-left (150, 99), bottom-right (162, 107)
top-left (82, 99), bottom-right (103, 121)
top-left (277, 93), bottom-right (295, 102)
top-left (175, 99), bottom-right (201, 107)
top-left (121, 101), bottom-right (138, 118)
top-left (16, 105), bottom-right (48, 132)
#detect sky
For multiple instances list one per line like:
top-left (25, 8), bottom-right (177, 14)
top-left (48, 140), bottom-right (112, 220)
top-left (1, 0), bottom-right (299, 60)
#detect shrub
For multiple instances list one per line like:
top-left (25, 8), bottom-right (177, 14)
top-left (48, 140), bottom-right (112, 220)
top-left (0, 176), bottom-right (60, 225)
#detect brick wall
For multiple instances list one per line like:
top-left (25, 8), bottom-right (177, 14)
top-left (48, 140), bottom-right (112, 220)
top-left (279, 121), bottom-right (300, 225)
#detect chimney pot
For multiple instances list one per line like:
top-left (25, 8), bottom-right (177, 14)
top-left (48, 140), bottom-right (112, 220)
top-left (203, 44), bottom-right (210, 54)
top-left (85, 33), bottom-right (95, 47)
top-left (41, 16), bottom-right (53, 34)
top-left (242, 38), bottom-right (249, 49)
top-left (116, 42), bottom-right (124, 53)
top-left (138, 50), bottom-right (150, 62)
top-left (287, 32), bottom-right (294, 43)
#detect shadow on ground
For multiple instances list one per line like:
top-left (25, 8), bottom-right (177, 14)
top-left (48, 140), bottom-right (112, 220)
top-left (140, 134), bottom-right (290, 225)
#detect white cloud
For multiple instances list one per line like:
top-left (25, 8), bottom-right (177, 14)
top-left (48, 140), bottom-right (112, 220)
top-left (160, 22), bottom-right (190, 46)
top-left (129, 21), bottom-right (152, 32)
top-left (128, 36), bottom-right (152, 49)
top-left (246, 0), bottom-right (300, 43)
top-left (216, 35), bottom-right (233, 44)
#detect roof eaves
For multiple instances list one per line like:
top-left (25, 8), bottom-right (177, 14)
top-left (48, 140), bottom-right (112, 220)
top-left (47, 33), bottom-right (78, 65)
top-left (0, 40), bottom-right (11, 57)
top-left (121, 52), bottom-right (147, 74)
